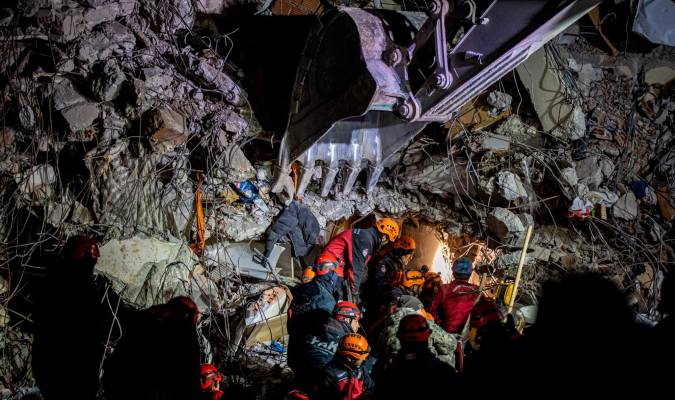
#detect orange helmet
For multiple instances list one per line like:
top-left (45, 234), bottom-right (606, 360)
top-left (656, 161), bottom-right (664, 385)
top-left (376, 218), bottom-right (400, 241)
top-left (397, 314), bottom-right (431, 343)
top-left (402, 270), bottom-right (424, 288)
top-left (337, 333), bottom-right (370, 363)
top-left (314, 253), bottom-right (338, 276)
top-left (302, 267), bottom-right (315, 283)
top-left (200, 363), bottom-right (222, 391)
top-left (333, 301), bottom-right (362, 321)
top-left (394, 236), bottom-right (416, 251)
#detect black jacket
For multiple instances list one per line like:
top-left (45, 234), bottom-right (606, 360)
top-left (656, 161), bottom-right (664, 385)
top-left (265, 201), bottom-right (320, 258)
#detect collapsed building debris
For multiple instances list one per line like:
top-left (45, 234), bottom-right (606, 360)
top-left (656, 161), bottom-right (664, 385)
top-left (0, 0), bottom-right (673, 398)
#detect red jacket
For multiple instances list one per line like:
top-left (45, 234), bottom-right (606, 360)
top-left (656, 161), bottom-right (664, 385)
top-left (320, 228), bottom-right (379, 297)
top-left (431, 280), bottom-right (479, 334)
top-left (322, 229), bottom-right (353, 279)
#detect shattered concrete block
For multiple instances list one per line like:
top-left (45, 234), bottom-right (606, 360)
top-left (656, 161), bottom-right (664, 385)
top-left (577, 64), bottom-right (603, 95)
top-left (143, 0), bottom-right (195, 34)
top-left (83, 0), bottom-right (136, 30)
top-left (52, 78), bottom-right (86, 110)
top-left (77, 22), bottom-right (135, 64)
top-left (496, 250), bottom-right (535, 269)
top-left (481, 133), bottom-right (510, 153)
top-left (517, 47), bottom-right (574, 133)
top-left (487, 91), bottom-right (512, 112)
top-left (147, 108), bottom-right (189, 153)
top-left (62, 102), bottom-right (99, 131)
top-left (60, 8), bottom-right (87, 41)
top-left (487, 207), bottom-right (525, 240)
top-left (612, 192), bottom-right (639, 220)
top-left (560, 167), bottom-right (578, 187)
top-left (92, 59), bottom-right (126, 101)
top-left (575, 156), bottom-right (604, 190)
top-left (551, 105), bottom-right (586, 140)
top-left (496, 171), bottom-right (528, 201)
top-left (15, 164), bottom-right (56, 195)
top-left (96, 236), bottom-right (216, 311)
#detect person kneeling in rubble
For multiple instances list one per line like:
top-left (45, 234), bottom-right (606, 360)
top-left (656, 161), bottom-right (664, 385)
top-left (375, 314), bottom-right (459, 399)
top-left (288, 301), bottom-right (365, 391)
top-left (428, 257), bottom-right (479, 334)
top-left (313, 333), bottom-right (374, 400)
top-left (317, 218), bottom-right (400, 302)
top-left (374, 295), bottom-right (456, 373)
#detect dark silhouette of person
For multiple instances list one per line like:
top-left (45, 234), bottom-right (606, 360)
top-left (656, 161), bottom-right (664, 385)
top-left (32, 235), bottom-right (104, 399)
top-left (102, 296), bottom-right (202, 400)
top-left (517, 273), bottom-right (642, 396)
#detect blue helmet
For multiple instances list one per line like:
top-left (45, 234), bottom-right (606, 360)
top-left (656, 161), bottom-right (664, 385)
top-left (452, 257), bottom-right (473, 279)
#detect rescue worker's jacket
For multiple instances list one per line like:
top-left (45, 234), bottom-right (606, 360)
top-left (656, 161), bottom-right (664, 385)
top-left (314, 356), bottom-right (374, 400)
top-left (320, 227), bottom-right (381, 301)
top-left (289, 272), bottom-right (339, 333)
top-left (429, 280), bottom-right (479, 334)
top-left (288, 317), bottom-right (353, 383)
top-left (375, 343), bottom-right (459, 399)
top-left (376, 307), bottom-right (457, 369)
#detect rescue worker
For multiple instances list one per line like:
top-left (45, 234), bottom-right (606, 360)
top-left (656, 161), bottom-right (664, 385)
top-left (363, 236), bottom-right (416, 329)
top-left (289, 256), bottom-right (340, 333)
top-left (375, 315), bottom-right (459, 399)
top-left (419, 271), bottom-right (442, 311)
top-left (375, 295), bottom-right (456, 370)
top-left (33, 235), bottom-right (104, 400)
top-left (318, 218), bottom-right (400, 302)
top-left (429, 257), bottom-right (479, 334)
top-left (200, 364), bottom-right (224, 400)
top-left (288, 301), bottom-right (363, 390)
top-left (314, 333), bottom-right (374, 400)
top-left (103, 296), bottom-right (202, 400)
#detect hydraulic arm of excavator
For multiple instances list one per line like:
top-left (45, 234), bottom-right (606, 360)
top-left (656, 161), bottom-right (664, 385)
top-left (272, 0), bottom-right (602, 198)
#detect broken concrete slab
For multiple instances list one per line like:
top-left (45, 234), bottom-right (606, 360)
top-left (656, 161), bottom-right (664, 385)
top-left (487, 90), bottom-right (512, 113)
top-left (61, 102), bottom-right (99, 131)
top-left (645, 66), bottom-right (675, 86)
top-left (517, 47), bottom-right (575, 133)
top-left (52, 78), bottom-right (87, 110)
top-left (487, 207), bottom-right (525, 240)
top-left (481, 133), bottom-right (510, 153)
top-left (560, 167), bottom-right (578, 187)
top-left (147, 108), bottom-right (189, 153)
top-left (76, 22), bottom-right (136, 64)
top-left (613, 192), bottom-right (639, 220)
top-left (92, 59), bottom-right (126, 102)
top-left (496, 171), bottom-right (528, 201)
top-left (95, 235), bottom-right (218, 312)
top-left (551, 105), bottom-right (586, 140)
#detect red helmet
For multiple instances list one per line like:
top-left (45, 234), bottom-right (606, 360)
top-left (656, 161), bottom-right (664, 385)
top-left (470, 299), bottom-right (504, 330)
top-left (333, 301), bottom-right (362, 321)
top-left (200, 363), bottom-right (223, 391)
top-left (286, 390), bottom-right (310, 400)
top-left (397, 314), bottom-right (431, 343)
top-left (314, 253), bottom-right (338, 276)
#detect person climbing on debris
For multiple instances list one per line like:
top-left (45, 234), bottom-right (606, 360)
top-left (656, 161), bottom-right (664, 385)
top-left (288, 301), bottom-right (364, 390)
top-left (199, 364), bottom-right (225, 400)
top-left (313, 333), bottom-right (374, 400)
top-left (102, 296), bottom-right (202, 400)
top-left (33, 235), bottom-right (105, 400)
top-left (429, 257), bottom-right (479, 334)
top-left (264, 200), bottom-right (321, 270)
top-left (375, 314), bottom-right (459, 399)
top-left (318, 218), bottom-right (400, 302)
top-left (374, 295), bottom-right (456, 372)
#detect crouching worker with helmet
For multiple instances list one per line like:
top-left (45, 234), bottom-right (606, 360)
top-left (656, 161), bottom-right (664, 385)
top-left (200, 364), bottom-right (224, 400)
top-left (288, 301), bottom-right (364, 391)
top-left (375, 315), bottom-right (459, 399)
top-left (314, 333), bottom-right (374, 400)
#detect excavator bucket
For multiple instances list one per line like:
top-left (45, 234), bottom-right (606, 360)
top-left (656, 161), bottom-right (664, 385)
top-left (272, 0), bottom-right (602, 198)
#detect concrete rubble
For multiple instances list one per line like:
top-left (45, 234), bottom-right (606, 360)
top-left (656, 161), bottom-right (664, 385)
top-left (0, 0), bottom-right (673, 396)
